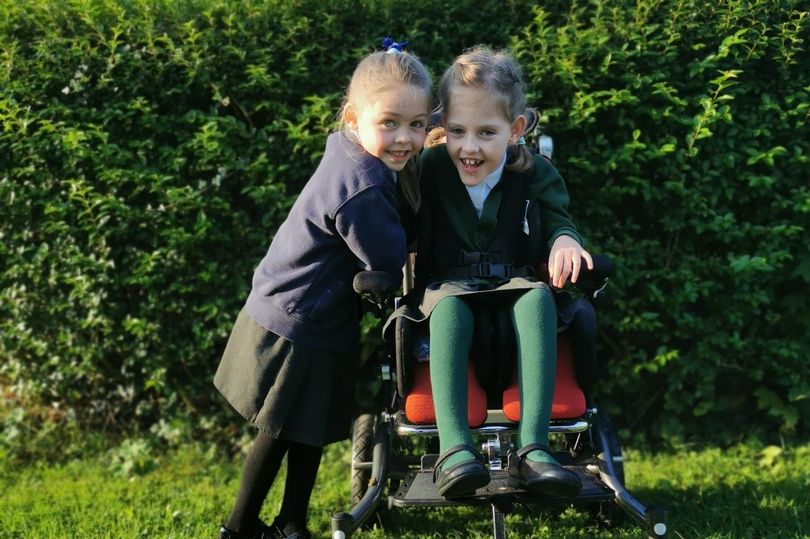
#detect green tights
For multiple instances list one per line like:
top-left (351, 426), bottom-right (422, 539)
top-left (428, 288), bottom-right (558, 470)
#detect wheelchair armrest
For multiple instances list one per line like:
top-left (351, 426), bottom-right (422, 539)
top-left (353, 270), bottom-right (401, 299)
top-left (574, 254), bottom-right (614, 299)
top-left (581, 253), bottom-right (614, 281)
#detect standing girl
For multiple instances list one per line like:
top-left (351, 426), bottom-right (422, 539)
top-left (395, 45), bottom-right (591, 499)
top-left (215, 42), bottom-right (431, 539)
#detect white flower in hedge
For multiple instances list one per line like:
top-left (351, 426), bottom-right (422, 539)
top-left (61, 86), bottom-right (70, 94)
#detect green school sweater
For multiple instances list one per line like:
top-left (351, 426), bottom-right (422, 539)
top-left (418, 144), bottom-right (582, 276)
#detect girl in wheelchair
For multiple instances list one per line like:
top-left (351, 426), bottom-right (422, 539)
top-left (390, 45), bottom-right (592, 500)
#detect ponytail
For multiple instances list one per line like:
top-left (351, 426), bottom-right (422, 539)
top-left (505, 143), bottom-right (534, 173)
top-left (425, 126), bottom-right (447, 149)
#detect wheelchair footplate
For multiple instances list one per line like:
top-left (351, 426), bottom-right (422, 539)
top-left (392, 457), bottom-right (614, 508)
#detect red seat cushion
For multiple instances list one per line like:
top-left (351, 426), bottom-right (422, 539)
top-left (404, 360), bottom-right (488, 427)
top-left (502, 334), bottom-right (587, 421)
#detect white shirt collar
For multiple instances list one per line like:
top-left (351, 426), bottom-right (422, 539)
top-left (466, 153), bottom-right (507, 218)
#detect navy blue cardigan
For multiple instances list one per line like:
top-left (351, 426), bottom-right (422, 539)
top-left (245, 132), bottom-right (406, 353)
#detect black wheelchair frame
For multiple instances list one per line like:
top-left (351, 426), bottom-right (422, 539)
top-left (329, 115), bottom-right (668, 539)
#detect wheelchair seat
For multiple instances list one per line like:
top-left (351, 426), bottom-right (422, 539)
top-left (403, 331), bottom-right (587, 426)
top-left (404, 360), bottom-right (488, 426)
top-left (502, 333), bottom-right (587, 420)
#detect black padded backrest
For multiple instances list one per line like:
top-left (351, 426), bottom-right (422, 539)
top-left (472, 303), bottom-right (517, 408)
top-left (394, 302), bottom-right (520, 403)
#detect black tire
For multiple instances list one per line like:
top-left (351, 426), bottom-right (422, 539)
top-left (351, 413), bottom-right (375, 505)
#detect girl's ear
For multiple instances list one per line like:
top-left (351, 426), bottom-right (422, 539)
top-left (343, 104), bottom-right (358, 130)
top-left (509, 114), bottom-right (527, 145)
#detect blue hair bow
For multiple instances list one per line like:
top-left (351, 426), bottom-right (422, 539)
top-left (381, 37), bottom-right (408, 54)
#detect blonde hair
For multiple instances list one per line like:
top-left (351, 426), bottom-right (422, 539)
top-left (436, 45), bottom-right (533, 173)
top-left (424, 126), bottom-right (447, 148)
top-left (339, 50), bottom-right (432, 212)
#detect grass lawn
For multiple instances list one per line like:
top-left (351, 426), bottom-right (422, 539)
top-left (1, 439), bottom-right (808, 538)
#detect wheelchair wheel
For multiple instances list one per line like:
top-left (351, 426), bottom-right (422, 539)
top-left (351, 413), bottom-right (375, 505)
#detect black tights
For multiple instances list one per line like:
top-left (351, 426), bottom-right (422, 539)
top-left (568, 304), bottom-right (597, 405)
top-left (226, 430), bottom-right (323, 534)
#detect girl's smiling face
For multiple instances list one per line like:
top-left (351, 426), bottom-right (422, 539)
top-left (345, 84), bottom-right (429, 172)
top-left (444, 85), bottom-right (526, 186)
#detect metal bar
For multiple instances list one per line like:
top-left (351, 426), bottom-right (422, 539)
top-left (492, 503), bottom-right (507, 539)
top-left (330, 423), bottom-right (391, 538)
top-left (596, 425), bottom-right (668, 538)
top-left (396, 420), bottom-right (590, 437)
top-left (402, 252), bottom-right (415, 295)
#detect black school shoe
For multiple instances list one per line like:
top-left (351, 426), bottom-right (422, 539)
top-left (432, 443), bottom-right (491, 498)
top-left (507, 443), bottom-right (582, 497)
top-left (219, 520), bottom-right (273, 539)
top-left (267, 518), bottom-right (312, 539)
top-left (219, 519), bottom-right (311, 539)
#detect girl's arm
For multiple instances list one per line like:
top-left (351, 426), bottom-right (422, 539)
top-left (529, 156), bottom-right (592, 288)
top-left (335, 186), bottom-right (407, 274)
top-left (548, 234), bottom-right (593, 289)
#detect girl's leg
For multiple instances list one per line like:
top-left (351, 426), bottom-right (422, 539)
top-left (274, 441), bottom-right (323, 534)
top-left (225, 430), bottom-right (290, 533)
top-left (511, 287), bottom-right (558, 465)
top-left (429, 295), bottom-right (475, 469)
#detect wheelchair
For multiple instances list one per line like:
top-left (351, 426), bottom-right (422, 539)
top-left (330, 112), bottom-right (668, 539)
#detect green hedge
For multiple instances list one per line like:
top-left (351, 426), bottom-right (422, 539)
top-left (1, 0), bottom-right (808, 445)
top-left (513, 1), bottom-right (810, 441)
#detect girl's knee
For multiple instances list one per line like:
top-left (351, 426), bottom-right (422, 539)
top-left (432, 296), bottom-right (472, 319)
top-left (512, 287), bottom-right (556, 330)
top-left (430, 296), bottom-right (474, 337)
top-left (517, 287), bottom-right (554, 311)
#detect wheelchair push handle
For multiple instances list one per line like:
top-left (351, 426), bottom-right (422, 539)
top-left (353, 270), bottom-right (401, 299)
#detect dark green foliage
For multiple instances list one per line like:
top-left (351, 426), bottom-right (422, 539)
top-left (0, 0), bottom-right (534, 439)
top-left (1, 0), bottom-right (808, 445)
top-left (513, 0), bottom-right (810, 441)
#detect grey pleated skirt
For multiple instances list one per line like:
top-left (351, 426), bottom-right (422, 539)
top-left (383, 276), bottom-right (550, 335)
top-left (214, 308), bottom-right (358, 447)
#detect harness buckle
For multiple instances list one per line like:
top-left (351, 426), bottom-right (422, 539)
top-left (470, 263), bottom-right (515, 279)
top-left (474, 262), bottom-right (492, 277)
top-left (460, 251), bottom-right (491, 265)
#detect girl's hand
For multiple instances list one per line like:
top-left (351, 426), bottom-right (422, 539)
top-left (548, 235), bottom-right (593, 288)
